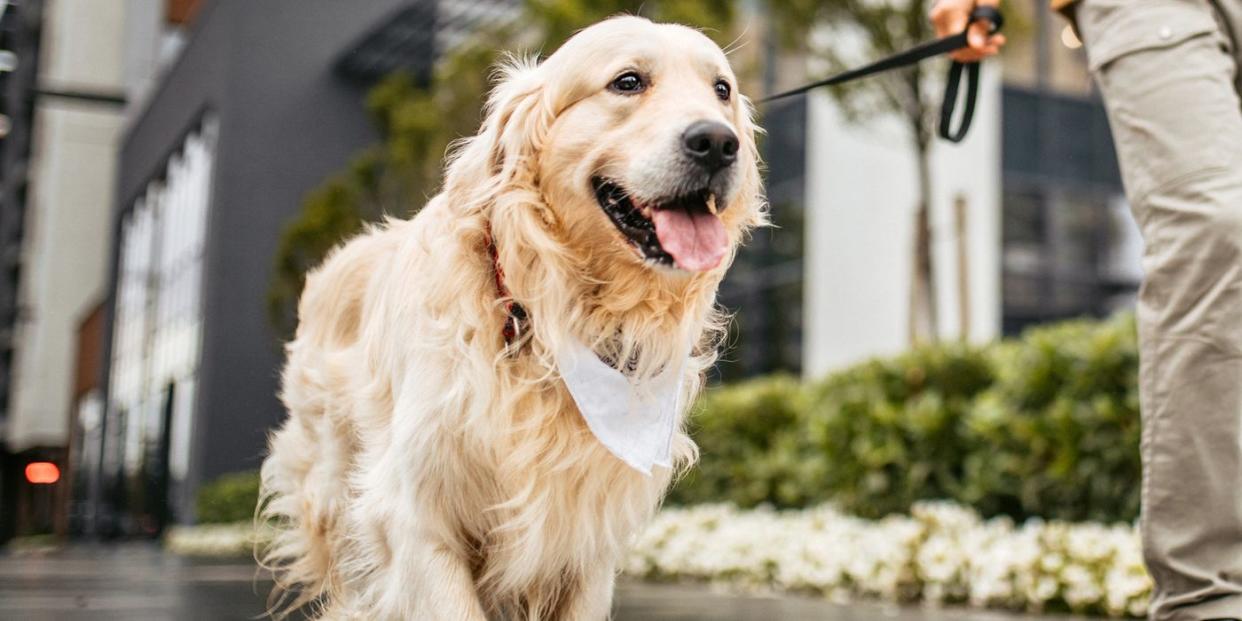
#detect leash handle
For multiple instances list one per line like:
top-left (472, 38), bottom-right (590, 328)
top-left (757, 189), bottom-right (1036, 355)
top-left (938, 60), bottom-right (981, 142)
top-left (968, 6), bottom-right (1004, 36)
top-left (760, 6), bottom-right (1003, 144)
top-left (938, 6), bottom-right (1003, 143)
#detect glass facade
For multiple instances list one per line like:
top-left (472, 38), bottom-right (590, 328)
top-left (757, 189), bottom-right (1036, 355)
top-left (716, 96), bottom-right (805, 380)
top-left (104, 119), bottom-right (216, 532)
top-left (1000, 86), bottom-right (1138, 335)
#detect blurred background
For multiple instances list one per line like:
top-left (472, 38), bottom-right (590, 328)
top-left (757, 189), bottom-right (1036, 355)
top-left (0, 0), bottom-right (1148, 618)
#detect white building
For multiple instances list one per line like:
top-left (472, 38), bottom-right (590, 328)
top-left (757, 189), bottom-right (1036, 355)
top-left (1, 0), bottom-right (182, 539)
top-left (802, 66), bottom-right (1003, 376)
top-left (6, 0), bottom-right (128, 456)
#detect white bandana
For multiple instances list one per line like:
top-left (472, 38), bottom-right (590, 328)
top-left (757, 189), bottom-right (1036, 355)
top-left (556, 338), bottom-right (689, 476)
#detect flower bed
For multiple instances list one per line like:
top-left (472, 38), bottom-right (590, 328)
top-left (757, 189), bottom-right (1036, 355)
top-left (624, 502), bottom-right (1150, 618)
top-left (167, 501), bottom-right (1150, 618)
top-left (165, 521), bottom-right (274, 557)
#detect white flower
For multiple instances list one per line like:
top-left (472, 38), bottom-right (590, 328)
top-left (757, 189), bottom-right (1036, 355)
top-left (620, 502), bottom-right (1151, 617)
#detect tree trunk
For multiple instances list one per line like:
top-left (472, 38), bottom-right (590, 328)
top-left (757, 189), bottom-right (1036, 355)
top-left (909, 169), bottom-right (937, 344)
top-left (907, 81), bottom-right (938, 346)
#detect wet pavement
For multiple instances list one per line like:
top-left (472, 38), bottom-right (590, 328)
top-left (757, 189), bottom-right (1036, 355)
top-left (0, 544), bottom-right (1083, 620)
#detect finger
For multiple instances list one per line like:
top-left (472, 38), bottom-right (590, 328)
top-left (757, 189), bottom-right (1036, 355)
top-left (929, 0), bottom-right (970, 38)
top-left (968, 21), bottom-right (992, 50)
top-left (950, 49), bottom-right (986, 63)
top-left (967, 0), bottom-right (1002, 43)
top-left (975, 35), bottom-right (1007, 59)
top-left (969, 44), bottom-right (1002, 61)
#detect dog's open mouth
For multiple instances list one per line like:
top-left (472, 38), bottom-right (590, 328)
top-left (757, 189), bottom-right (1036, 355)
top-left (592, 177), bottom-right (727, 272)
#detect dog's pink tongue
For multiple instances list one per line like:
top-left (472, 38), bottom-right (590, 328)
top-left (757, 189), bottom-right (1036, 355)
top-left (651, 207), bottom-right (728, 272)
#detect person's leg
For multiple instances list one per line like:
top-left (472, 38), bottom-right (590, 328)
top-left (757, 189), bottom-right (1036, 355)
top-left (1077, 1), bottom-right (1242, 619)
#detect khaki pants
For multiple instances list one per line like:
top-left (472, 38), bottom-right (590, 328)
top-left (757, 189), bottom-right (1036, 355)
top-left (1077, 1), bottom-right (1242, 619)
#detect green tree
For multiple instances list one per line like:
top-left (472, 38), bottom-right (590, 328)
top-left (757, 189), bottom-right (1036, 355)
top-left (267, 43), bottom-right (502, 336)
top-left (268, 1), bottom-right (738, 339)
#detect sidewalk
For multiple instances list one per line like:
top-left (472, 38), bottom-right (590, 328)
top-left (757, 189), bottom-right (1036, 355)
top-left (617, 582), bottom-right (1087, 621)
top-left (0, 544), bottom-right (1087, 620)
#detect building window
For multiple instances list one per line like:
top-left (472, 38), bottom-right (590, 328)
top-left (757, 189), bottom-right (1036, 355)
top-left (106, 119), bottom-right (216, 526)
top-left (1000, 87), bottom-right (1138, 334)
top-left (716, 96), bottom-right (805, 380)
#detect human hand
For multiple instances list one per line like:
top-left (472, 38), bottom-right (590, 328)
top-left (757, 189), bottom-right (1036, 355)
top-left (929, 0), bottom-right (1007, 63)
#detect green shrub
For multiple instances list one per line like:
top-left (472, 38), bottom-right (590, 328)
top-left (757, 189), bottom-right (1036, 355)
top-left (666, 375), bottom-right (823, 508)
top-left (670, 314), bottom-right (1142, 523)
top-left (804, 343), bottom-right (995, 519)
top-left (961, 314), bottom-right (1141, 522)
top-left (196, 470), bottom-right (261, 524)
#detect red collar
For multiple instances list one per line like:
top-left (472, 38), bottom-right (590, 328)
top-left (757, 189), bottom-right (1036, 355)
top-left (484, 227), bottom-right (527, 345)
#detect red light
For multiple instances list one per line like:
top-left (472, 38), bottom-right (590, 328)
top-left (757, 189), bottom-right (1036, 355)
top-left (25, 462), bottom-right (60, 484)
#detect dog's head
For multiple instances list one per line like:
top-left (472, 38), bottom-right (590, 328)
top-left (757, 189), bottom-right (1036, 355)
top-left (535, 17), bottom-right (763, 274)
top-left (450, 16), bottom-right (763, 280)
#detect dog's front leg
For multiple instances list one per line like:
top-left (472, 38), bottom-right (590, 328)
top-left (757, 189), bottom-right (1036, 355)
top-left (363, 538), bottom-right (487, 620)
top-left (415, 544), bottom-right (489, 620)
top-left (350, 471), bottom-right (487, 618)
top-left (556, 563), bottom-right (617, 620)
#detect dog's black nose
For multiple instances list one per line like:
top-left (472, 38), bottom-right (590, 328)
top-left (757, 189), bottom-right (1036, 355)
top-left (681, 120), bottom-right (738, 173)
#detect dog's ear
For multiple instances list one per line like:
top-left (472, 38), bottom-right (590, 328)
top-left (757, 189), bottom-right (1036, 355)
top-left (443, 56), bottom-right (550, 214)
top-left (733, 94), bottom-right (768, 232)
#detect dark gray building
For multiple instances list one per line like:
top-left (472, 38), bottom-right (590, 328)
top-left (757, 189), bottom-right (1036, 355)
top-left (999, 85), bottom-right (1131, 334)
top-left (83, 0), bottom-right (513, 535)
top-left (0, 0), bottom-right (45, 544)
top-left (717, 96), bottom-right (806, 381)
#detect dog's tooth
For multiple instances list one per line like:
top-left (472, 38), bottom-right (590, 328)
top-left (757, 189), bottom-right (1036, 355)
top-left (706, 194), bottom-right (718, 216)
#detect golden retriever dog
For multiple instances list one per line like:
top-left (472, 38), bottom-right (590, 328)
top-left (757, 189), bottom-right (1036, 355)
top-left (259, 16), bottom-right (763, 620)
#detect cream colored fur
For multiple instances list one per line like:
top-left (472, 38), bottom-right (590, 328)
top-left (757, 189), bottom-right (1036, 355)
top-left (259, 16), bottom-right (764, 620)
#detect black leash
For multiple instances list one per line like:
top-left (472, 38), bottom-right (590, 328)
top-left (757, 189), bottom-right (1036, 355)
top-left (761, 6), bottom-right (1003, 144)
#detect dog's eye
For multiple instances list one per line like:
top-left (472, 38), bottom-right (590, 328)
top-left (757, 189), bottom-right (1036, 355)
top-left (610, 72), bottom-right (646, 95)
top-left (714, 79), bottom-right (731, 102)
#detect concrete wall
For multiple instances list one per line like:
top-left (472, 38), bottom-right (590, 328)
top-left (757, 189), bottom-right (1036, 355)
top-left (802, 65), bottom-right (1002, 377)
top-left (6, 0), bottom-right (127, 451)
